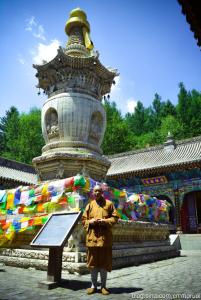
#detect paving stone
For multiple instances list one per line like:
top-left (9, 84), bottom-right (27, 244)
top-left (0, 251), bottom-right (201, 299)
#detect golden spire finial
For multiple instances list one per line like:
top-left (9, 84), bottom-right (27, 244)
top-left (65, 7), bottom-right (94, 51)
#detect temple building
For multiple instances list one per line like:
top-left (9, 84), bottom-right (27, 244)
top-left (107, 134), bottom-right (201, 234)
top-left (0, 157), bottom-right (37, 189)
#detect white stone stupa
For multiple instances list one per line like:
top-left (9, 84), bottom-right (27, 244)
top-left (33, 8), bottom-right (118, 181)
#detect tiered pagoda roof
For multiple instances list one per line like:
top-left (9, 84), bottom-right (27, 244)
top-left (33, 47), bottom-right (117, 99)
top-left (33, 8), bottom-right (118, 100)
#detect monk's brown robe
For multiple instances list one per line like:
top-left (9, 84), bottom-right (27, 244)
top-left (82, 198), bottom-right (119, 271)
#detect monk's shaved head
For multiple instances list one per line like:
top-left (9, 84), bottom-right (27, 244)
top-left (93, 185), bottom-right (102, 192)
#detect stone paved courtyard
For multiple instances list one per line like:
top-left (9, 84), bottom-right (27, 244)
top-left (0, 250), bottom-right (201, 300)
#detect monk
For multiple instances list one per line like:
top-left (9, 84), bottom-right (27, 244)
top-left (82, 185), bottom-right (119, 295)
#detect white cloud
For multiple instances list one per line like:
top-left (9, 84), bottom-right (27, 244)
top-left (32, 39), bottom-right (60, 64)
top-left (110, 75), bottom-right (121, 102)
top-left (126, 98), bottom-right (137, 113)
top-left (103, 76), bottom-right (137, 115)
top-left (33, 25), bottom-right (46, 41)
top-left (25, 16), bottom-right (46, 40)
top-left (17, 54), bottom-right (26, 65)
top-left (111, 75), bottom-right (121, 94)
top-left (25, 16), bottom-right (37, 31)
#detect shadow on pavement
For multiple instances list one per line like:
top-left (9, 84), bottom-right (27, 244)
top-left (58, 279), bottom-right (90, 290)
top-left (58, 280), bottom-right (143, 294)
top-left (109, 287), bottom-right (143, 294)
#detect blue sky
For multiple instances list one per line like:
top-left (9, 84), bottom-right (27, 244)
top-left (1, 0), bottom-right (201, 118)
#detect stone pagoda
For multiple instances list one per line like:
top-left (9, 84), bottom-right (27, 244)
top-left (33, 8), bottom-right (118, 181)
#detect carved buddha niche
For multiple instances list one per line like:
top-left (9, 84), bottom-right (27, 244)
top-left (88, 112), bottom-right (103, 145)
top-left (45, 108), bottom-right (59, 139)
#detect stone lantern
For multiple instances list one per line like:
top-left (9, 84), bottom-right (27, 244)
top-left (32, 8), bottom-right (118, 181)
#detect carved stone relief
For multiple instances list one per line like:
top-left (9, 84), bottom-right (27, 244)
top-left (88, 111), bottom-right (103, 145)
top-left (56, 161), bottom-right (65, 179)
top-left (45, 108), bottom-right (59, 139)
top-left (37, 61), bottom-right (108, 98)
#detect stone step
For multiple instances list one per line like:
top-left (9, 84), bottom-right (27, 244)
top-left (0, 255), bottom-right (48, 271)
top-left (0, 243), bottom-right (176, 261)
top-left (113, 249), bottom-right (179, 268)
top-left (0, 255), bottom-right (87, 274)
top-left (0, 248), bottom-right (85, 263)
top-left (0, 243), bottom-right (179, 274)
top-left (112, 245), bottom-right (176, 258)
top-left (179, 234), bottom-right (201, 250)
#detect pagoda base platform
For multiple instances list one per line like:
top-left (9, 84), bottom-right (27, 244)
top-left (33, 150), bottom-right (110, 181)
top-left (0, 221), bottom-right (180, 274)
top-left (0, 241), bottom-right (179, 274)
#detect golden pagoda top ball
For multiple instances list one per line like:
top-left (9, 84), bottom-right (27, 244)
top-left (70, 7), bottom-right (87, 19)
top-left (65, 7), bottom-right (90, 35)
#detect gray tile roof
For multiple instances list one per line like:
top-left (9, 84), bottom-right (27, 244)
top-left (107, 136), bottom-right (201, 177)
top-left (0, 166), bottom-right (37, 185)
top-left (0, 157), bottom-right (37, 185)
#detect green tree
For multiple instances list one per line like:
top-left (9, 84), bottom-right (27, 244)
top-left (18, 108), bottom-right (44, 164)
top-left (131, 131), bottom-right (161, 150)
top-left (150, 93), bottom-right (167, 130)
top-left (125, 101), bottom-right (149, 136)
top-left (176, 82), bottom-right (191, 135)
top-left (152, 93), bottom-right (162, 115)
top-left (1, 82), bottom-right (201, 162)
top-left (0, 107), bottom-right (44, 164)
top-left (188, 89), bottom-right (201, 136)
top-left (102, 100), bottom-right (132, 155)
top-left (0, 106), bottom-right (20, 160)
top-left (160, 115), bottom-right (184, 141)
top-left (162, 100), bottom-right (176, 117)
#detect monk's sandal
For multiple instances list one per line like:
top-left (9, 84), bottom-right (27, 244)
top-left (101, 287), bottom-right (110, 295)
top-left (87, 287), bottom-right (97, 295)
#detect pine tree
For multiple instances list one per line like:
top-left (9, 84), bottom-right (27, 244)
top-left (102, 100), bottom-right (132, 154)
top-left (125, 101), bottom-right (149, 136)
top-left (18, 108), bottom-right (44, 164)
top-left (0, 106), bottom-right (20, 159)
top-left (176, 82), bottom-right (191, 136)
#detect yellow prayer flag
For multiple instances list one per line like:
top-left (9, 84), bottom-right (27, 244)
top-left (6, 192), bottom-right (15, 210)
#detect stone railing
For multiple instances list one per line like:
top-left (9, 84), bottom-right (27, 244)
top-left (2, 220), bottom-right (169, 250)
top-left (65, 220), bottom-right (169, 251)
top-left (113, 220), bottom-right (169, 242)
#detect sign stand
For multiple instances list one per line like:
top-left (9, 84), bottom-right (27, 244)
top-left (30, 211), bottom-right (82, 289)
top-left (38, 247), bottom-right (63, 289)
top-left (47, 247), bottom-right (63, 282)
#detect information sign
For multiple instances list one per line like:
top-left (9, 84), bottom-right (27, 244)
top-left (30, 211), bottom-right (82, 248)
